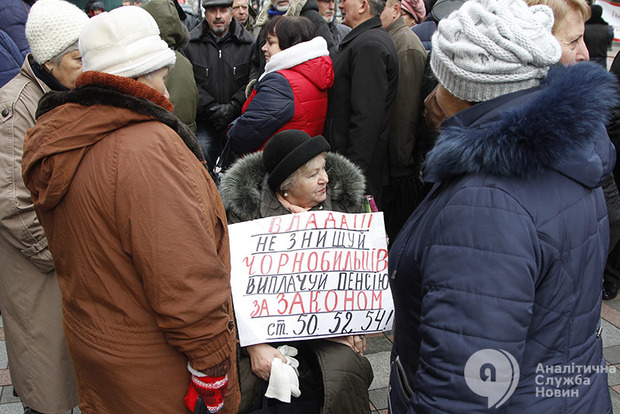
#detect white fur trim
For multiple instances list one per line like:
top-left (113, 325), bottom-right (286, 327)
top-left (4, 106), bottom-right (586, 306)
top-left (260, 36), bottom-right (328, 81)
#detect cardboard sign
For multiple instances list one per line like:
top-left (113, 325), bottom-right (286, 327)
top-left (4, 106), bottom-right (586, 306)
top-left (229, 211), bottom-right (393, 347)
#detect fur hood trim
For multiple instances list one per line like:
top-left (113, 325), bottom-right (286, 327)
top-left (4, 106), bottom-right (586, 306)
top-left (220, 151), bottom-right (366, 221)
top-left (423, 62), bottom-right (618, 186)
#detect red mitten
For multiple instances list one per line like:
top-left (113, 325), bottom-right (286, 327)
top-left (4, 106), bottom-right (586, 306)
top-left (185, 364), bottom-right (228, 413)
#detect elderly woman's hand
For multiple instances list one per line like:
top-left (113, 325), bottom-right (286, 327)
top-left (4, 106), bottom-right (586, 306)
top-left (327, 335), bottom-right (366, 355)
top-left (246, 343), bottom-right (287, 381)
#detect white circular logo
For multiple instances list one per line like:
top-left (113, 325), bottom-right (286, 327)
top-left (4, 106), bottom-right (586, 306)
top-left (464, 349), bottom-right (520, 409)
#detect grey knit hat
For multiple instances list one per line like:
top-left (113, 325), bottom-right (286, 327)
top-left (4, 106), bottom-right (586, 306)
top-left (25, 0), bottom-right (89, 64)
top-left (430, 0), bottom-right (562, 102)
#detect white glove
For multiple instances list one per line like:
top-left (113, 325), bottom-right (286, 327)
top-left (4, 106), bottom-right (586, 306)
top-left (265, 345), bottom-right (301, 402)
top-left (278, 345), bottom-right (299, 374)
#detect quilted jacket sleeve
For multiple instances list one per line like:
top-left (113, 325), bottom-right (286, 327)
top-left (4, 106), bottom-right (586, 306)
top-left (412, 185), bottom-right (539, 412)
top-left (228, 73), bottom-right (294, 155)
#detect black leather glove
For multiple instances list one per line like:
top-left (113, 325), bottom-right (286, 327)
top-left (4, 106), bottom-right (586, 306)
top-left (207, 102), bottom-right (240, 130)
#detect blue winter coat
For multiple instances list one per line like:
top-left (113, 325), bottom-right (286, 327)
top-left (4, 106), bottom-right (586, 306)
top-left (388, 62), bottom-right (617, 413)
top-left (0, 29), bottom-right (25, 88)
top-left (0, 0), bottom-right (30, 56)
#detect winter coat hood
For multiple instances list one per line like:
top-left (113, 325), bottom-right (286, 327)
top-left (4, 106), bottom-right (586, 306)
top-left (219, 151), bottom-right (365, 221)
top-left (424, 62), bottom-right (618, 188)
top-left (22, 71), bottom-right (204, 212)
top-left (142, 0), bottom-right (190, 50)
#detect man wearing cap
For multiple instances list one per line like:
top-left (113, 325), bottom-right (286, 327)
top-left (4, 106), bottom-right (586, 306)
top-left (21, 6), bottom-right (239, 413)
top-left (182, 0), bottom-right (254, 169)
top-left (323, 0), bottom-right (398, 209)
top-left (380, 0), bottom-right (427, 242)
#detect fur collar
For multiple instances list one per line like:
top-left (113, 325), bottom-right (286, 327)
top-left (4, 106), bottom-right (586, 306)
top-left (36, 72), bottom-right (205, 164)
top-left (423, 62), bottom-right (618, 187)
top-left (260, 36), bottom-right (328, 81)
top-left (220, 151), bottom-right (366, 221)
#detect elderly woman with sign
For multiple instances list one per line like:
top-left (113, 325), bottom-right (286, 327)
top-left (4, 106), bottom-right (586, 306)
top-left (219, 129), bottom-right (374, 413)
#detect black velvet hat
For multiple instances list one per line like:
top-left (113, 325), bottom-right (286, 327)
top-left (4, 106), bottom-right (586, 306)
top-left (263, 130), bottom-right (331, 192)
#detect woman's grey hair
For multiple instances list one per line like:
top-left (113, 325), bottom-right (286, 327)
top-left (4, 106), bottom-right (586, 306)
top-left (141, 64), bottom-right (175, 81)
top-left (49, 40), bottom-right (80, 66)
top-left (279, 152), bottom-right (327, 192)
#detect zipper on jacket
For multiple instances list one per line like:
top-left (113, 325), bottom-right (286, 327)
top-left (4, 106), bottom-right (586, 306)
top-left (205, 68), bottom-right (208, 77)
top-left (233, 66), bottom-right (237, 75)
top-left (219, 50), bottom-right (222, 59)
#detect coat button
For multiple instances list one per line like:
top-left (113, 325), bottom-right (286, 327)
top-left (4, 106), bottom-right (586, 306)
top-left (1, 108), bottom-right (8, 117)
top-left (228, 320), bottom-right (235, 331)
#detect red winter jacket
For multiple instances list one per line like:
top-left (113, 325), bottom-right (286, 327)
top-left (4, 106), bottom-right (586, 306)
top-left (228, 50), bottom-right (333, 154)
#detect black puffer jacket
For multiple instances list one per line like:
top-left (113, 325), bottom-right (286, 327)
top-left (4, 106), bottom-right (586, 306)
top-left (182, 19), bottom-right (255, 120)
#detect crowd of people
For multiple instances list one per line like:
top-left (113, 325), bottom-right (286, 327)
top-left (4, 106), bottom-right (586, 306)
top-left (0, 0), bottom-right (619, 413)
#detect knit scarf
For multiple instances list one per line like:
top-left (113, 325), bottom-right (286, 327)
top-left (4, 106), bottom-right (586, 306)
top-left (267, 7), bottom-right (286, 16)
top-left (276, 192), bottom-right (311, 213)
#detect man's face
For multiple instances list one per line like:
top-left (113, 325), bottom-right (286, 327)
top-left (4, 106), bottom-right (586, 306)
top-left (380, 0), bottom-right (398, 28)
top-left (339, 0), bottom-right (364, 28)
top-left (232, 0), bottom-right (249, 24)
top-left (205, 6), bottom-right (233, 37)
top-left (554, 8), bottom-right (589, 65)
top-left (271, 0), bottom-right (289, 12)
top-left (318, 0), bottom-right (336, 23)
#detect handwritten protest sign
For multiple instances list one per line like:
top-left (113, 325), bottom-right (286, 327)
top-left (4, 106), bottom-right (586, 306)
top-left (229, 211), bottom-right (393, 347)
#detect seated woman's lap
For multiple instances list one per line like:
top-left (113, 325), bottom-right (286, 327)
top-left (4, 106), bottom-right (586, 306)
top-left (237, 340), bottom-right (372, 414)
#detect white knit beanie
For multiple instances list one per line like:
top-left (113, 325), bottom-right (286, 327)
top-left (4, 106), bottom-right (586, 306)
top-left (25, 0), bottom-right (89, 64)
top-left (79, 6), bottom-right (176, 78)
top-left (430, 0), bottom-right (562, 103)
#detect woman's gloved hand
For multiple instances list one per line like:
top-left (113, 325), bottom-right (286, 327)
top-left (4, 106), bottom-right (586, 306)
top-left (184, 363), bottom-right (229, 413)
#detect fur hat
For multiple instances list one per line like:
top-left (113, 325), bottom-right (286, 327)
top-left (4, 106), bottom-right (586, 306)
top-left (80, 6), bottom-right (176, 78)
top-left (25, 0), bottom-right (89, 64)
top-left (430, 0), bottom-right (562, 102)
top-left (263, 130), bottom-right (331, 192)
